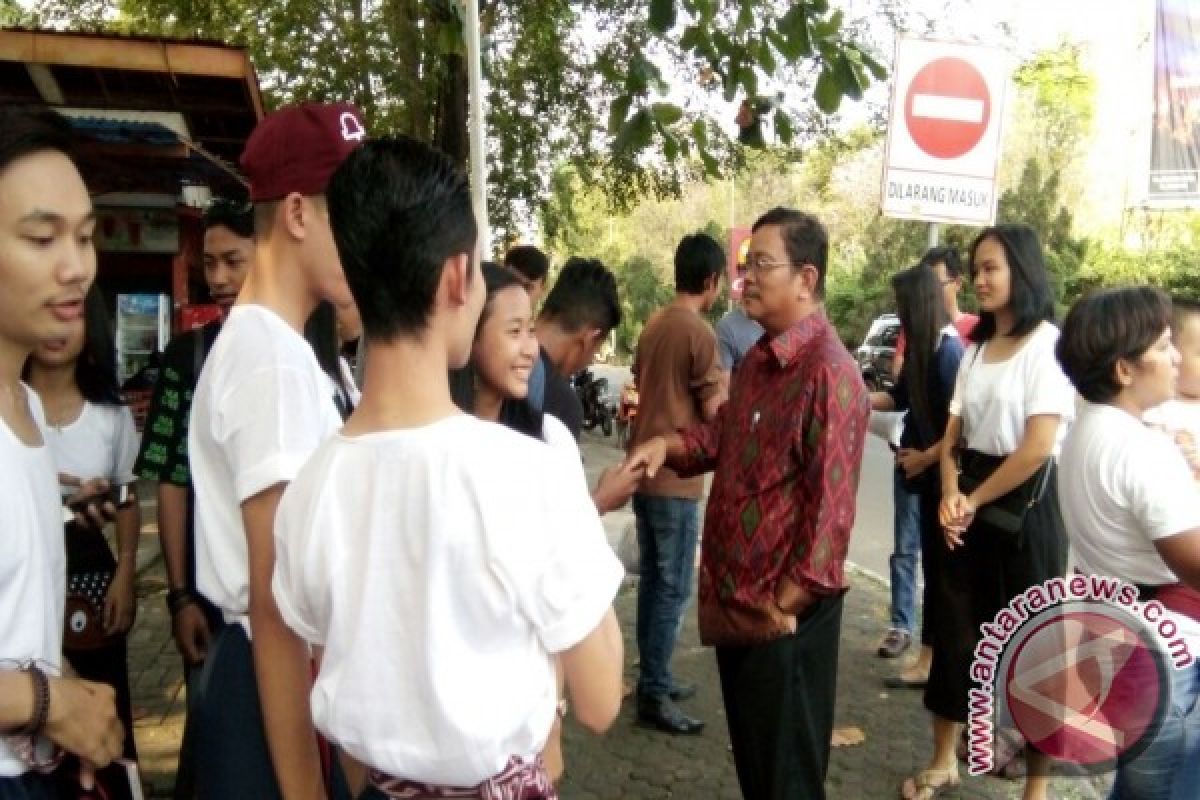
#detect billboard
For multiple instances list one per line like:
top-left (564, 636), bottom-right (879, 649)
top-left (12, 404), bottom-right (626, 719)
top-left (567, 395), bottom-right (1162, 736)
top-left (1148, 0), bottom-right (1200, 206)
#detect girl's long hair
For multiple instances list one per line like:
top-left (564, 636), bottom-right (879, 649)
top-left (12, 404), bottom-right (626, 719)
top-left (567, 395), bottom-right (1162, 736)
top-left (892, 265), bottom-right (947, 440)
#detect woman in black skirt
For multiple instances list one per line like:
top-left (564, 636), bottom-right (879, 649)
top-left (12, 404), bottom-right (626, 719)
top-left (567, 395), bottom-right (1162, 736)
top-left (25, 287), bottom-right (141, 795)
top-left (901, 224), bottom-right (1075, 800)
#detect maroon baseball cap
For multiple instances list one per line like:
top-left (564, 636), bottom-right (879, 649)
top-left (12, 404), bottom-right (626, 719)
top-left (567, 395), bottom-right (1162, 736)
top-left (240, 102), bottom-right (367, 202)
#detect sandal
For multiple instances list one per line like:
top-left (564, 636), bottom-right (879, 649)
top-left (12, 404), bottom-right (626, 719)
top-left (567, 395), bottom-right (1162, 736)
top-left (899, 765), bottom-right (960, 800)
top-left (956, 727), bottom-right (1025, 779)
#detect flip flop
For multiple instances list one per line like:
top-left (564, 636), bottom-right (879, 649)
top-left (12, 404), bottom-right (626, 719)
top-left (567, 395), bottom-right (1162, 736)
top-left (883, 674), bottom-right (928, 689)
top-left (899, 765), bottom-right (960, 800)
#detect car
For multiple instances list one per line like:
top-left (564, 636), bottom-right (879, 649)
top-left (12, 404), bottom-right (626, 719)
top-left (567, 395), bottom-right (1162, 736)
top-left (856, 313), bottom-right (901, 391)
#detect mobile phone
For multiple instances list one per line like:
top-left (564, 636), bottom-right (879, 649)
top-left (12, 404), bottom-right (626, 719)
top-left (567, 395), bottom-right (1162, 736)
top-left (67, 485), bottom-right (132, 513)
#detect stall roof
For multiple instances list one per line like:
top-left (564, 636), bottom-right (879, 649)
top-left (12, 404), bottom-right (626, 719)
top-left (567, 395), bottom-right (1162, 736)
top-left (0, 27), bottom-right (264, 196)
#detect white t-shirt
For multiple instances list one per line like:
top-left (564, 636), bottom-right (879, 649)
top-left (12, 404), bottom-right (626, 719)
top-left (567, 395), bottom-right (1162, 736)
top-left (949, 321), bottom-right (1075, 456)
top-left (0, 389), bottom-right (66, 776)
top-left (1145, 400), bottom-right (1200, 474)
top-left (1058, 402), bottom-right (1200, 645)
top-left (190, 305), bottom-right (343, 627)
top-left (272, 414), bottom-right (623, 786)
top-left (40, 401), bottom-right (139, 494)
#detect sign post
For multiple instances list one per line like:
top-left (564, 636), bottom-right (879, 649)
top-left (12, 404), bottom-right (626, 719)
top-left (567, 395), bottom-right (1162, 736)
top-left (881, 38), bottom-right (1009, 226)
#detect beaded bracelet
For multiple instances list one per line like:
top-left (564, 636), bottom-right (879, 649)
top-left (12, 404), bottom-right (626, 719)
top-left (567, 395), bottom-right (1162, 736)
top-left (19, 663), bottom-right (49, 734)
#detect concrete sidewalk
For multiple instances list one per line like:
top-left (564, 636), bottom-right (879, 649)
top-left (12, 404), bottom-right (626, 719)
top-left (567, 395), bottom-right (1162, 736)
top-left (125, 435), bottom-right (1111, 799)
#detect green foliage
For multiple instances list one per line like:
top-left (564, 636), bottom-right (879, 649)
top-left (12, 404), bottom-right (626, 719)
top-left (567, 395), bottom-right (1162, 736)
top-left (31, 0), bottom-right (883, 246)
top-left (615, 256), bottom-right (673, 357)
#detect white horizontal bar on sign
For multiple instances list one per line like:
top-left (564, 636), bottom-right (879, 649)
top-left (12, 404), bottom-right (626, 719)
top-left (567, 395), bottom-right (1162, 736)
top-left (911, 94), bottom-right (985, 124)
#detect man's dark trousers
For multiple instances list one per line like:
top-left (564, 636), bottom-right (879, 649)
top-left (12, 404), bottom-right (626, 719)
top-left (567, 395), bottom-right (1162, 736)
top-left (715, 594), bottom-right (844, 800)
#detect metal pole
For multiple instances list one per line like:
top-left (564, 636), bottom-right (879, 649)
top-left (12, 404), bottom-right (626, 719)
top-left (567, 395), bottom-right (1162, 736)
top-left (927, 221), bottom-right (940, 249)
top-left (464, 0), bottom-right (491, 257)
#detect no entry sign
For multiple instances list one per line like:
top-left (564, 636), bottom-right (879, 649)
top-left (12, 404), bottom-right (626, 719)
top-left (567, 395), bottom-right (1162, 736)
top-left (882, 39), bottom-right (1009, 226)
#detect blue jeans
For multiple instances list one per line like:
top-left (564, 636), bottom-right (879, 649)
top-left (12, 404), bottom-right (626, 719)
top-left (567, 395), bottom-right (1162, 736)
top-left (1110, 658), bottom-right (1200, 799)
top-left (634, 494), bottom-right (700, 700)
top-left (889, 467), bottom-right (922, 634)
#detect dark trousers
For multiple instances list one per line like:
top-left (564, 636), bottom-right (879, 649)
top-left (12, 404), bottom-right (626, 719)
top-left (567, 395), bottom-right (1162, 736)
top-left (924, 471), bottom-right (1068, 723)
top-left (715, 594), bottom-right (844, 800)
top-left (191, 623), bottom-right (282, 800)
top-left (0, 773), bottom-right (56, 800)
top-left (633, 494), bottom-right (700, 699)
top-left (172, 598), bottom-right (223, 800)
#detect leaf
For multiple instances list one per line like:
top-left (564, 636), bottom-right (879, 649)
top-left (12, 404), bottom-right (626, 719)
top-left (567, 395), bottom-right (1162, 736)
top-left (756, 39), bottom-right (776, 75)
top-left (648, 0), bottom-right (675, 35)
top-left (608, 94), bottom-right (632, 135)
top-left (735, 1), bottom-right (753, 35)
top-left (833, 55), bottom-right (863, 101)
top-left (738, 64), bottom-right (758, 98)
top-left (651, 102), bottom-right (683, 126)
top-left (663, 131), bottom-right (679, 161)
top-left (814, 66), bottom-right (842, 113)
top-left (860, 51), bottom-right (888, 81)
top-left (613, 108), bottom-right (654, 154)
top-left (691, 119), bottom-right (708, 148)
top-left (699, 148), bottom-right (720, 177)
top-left (777, 5), bottom-right (812, 60)
top-left (774, 109), bottom-right (794, 145)
top-left (679, 24), bottom-right (702, 52)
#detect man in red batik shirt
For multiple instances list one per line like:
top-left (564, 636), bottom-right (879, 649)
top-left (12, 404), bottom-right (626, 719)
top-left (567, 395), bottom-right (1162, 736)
top-left (628, 207), bottom-right (869, 800)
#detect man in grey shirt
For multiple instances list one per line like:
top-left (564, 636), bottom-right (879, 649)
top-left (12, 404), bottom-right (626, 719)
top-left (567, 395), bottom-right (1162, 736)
top-left (715, 302), bottom-right (764, 372)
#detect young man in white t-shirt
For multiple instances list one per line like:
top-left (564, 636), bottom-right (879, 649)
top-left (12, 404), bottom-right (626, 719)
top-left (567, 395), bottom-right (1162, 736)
top-left (1056, 287), bottom-right (1200, 799)
top-left (0, 107), bottom-right (123, 798)
top-left (188, 102), bottom-right (365, 800)
top-left (272, 137), bottom-right (625, 796)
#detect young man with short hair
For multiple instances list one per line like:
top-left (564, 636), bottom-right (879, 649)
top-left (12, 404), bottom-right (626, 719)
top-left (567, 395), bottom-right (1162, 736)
top-left (273, 135), bottom-right (625, 796)
top-left (533, 257), bottom-right (621, 441)
top-left (504, 244), bottom-right (550, 309)
top-left (628, 233), bottom-right (725, 735)
top-left (629, 208), bottom-right (869, 800)
top-left (134, 198), bottom-right (253, 799)
top-left (188, 102), bottom-right (363, 799)
top-left (0, 106), bottom-right (124, 799)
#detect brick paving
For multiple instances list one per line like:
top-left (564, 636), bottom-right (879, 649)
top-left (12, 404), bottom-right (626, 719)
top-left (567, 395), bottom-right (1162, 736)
top-left (124, 435), bottom-right (1113, 799)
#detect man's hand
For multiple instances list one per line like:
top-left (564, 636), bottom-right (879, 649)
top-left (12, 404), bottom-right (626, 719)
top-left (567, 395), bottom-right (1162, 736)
top-left (624, 436), bottom-right (668, 480)
top-left (102, 563), bottom-right (137, 636)
top-left (172, 602), bottom-right (212, 666)
top-left (60, 474), bottom-right (116, 529)
top-left (592, 461), bottom-right (646, 514)
top-left (43, 676), bottom-right (124, 769)
top-left (895, 448), bottom-right (930, 480)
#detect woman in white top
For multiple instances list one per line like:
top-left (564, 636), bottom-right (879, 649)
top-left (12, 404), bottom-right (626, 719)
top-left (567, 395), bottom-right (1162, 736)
top-left (0, 107), bottom-right (123, 798)
top-left (24, 286), bottom-right (142, 796)
top-left (902, 224), bottom-right (1075, 800)
top-left (1056, 287), bottom-right (1200, 800)
top-left (448, 263), bottom-right (642, 783)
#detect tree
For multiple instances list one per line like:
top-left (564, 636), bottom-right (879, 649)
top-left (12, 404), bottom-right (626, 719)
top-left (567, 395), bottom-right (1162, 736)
top-left (29, 0), bottom-right (885, 243)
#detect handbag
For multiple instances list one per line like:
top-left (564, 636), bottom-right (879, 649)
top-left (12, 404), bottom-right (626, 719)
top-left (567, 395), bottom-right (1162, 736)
top-left (953, 345), bottom-right (1053, 538)
top-left (955, 448), bottom-right (1052, 537)
top-left (64, 570), bottom-right (114, 651)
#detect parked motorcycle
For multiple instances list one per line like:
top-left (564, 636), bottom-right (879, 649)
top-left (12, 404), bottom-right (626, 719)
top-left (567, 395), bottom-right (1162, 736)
top-left (572, 368), bottom-right (615, 437)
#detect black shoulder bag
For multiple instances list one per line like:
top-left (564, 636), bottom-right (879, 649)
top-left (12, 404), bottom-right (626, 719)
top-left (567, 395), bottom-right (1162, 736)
top-left (953, 346), bottom-right (1053, 538)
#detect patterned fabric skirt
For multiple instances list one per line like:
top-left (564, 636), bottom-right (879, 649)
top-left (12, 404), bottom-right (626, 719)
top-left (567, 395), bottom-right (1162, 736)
top-left (367, 756), bottom-right (556, 800)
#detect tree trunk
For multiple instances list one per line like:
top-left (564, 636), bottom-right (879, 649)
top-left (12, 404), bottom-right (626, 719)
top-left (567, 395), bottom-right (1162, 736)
top-left (434, 53), bottom-right (469, 165)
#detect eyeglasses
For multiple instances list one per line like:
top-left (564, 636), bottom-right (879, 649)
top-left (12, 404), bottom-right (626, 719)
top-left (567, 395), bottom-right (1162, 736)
top-left (743, 252), bottom-right (814, 276)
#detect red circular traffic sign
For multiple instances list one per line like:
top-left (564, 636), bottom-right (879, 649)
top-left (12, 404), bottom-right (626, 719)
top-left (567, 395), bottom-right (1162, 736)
top-left (903, 56), bottom-right (991, 160)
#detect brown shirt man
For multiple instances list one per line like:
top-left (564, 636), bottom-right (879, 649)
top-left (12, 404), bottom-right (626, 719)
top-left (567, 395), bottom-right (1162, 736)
top-left (629, 304), bottom-right (722, 498)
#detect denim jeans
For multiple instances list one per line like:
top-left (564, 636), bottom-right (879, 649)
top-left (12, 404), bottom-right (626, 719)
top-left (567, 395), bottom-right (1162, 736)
top-left (889, 467), bottom-right (922, 634)
top-left (1110, 657), bottom-right (1200, 799)
top-left (634, 493), bottom-right (700, 700)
